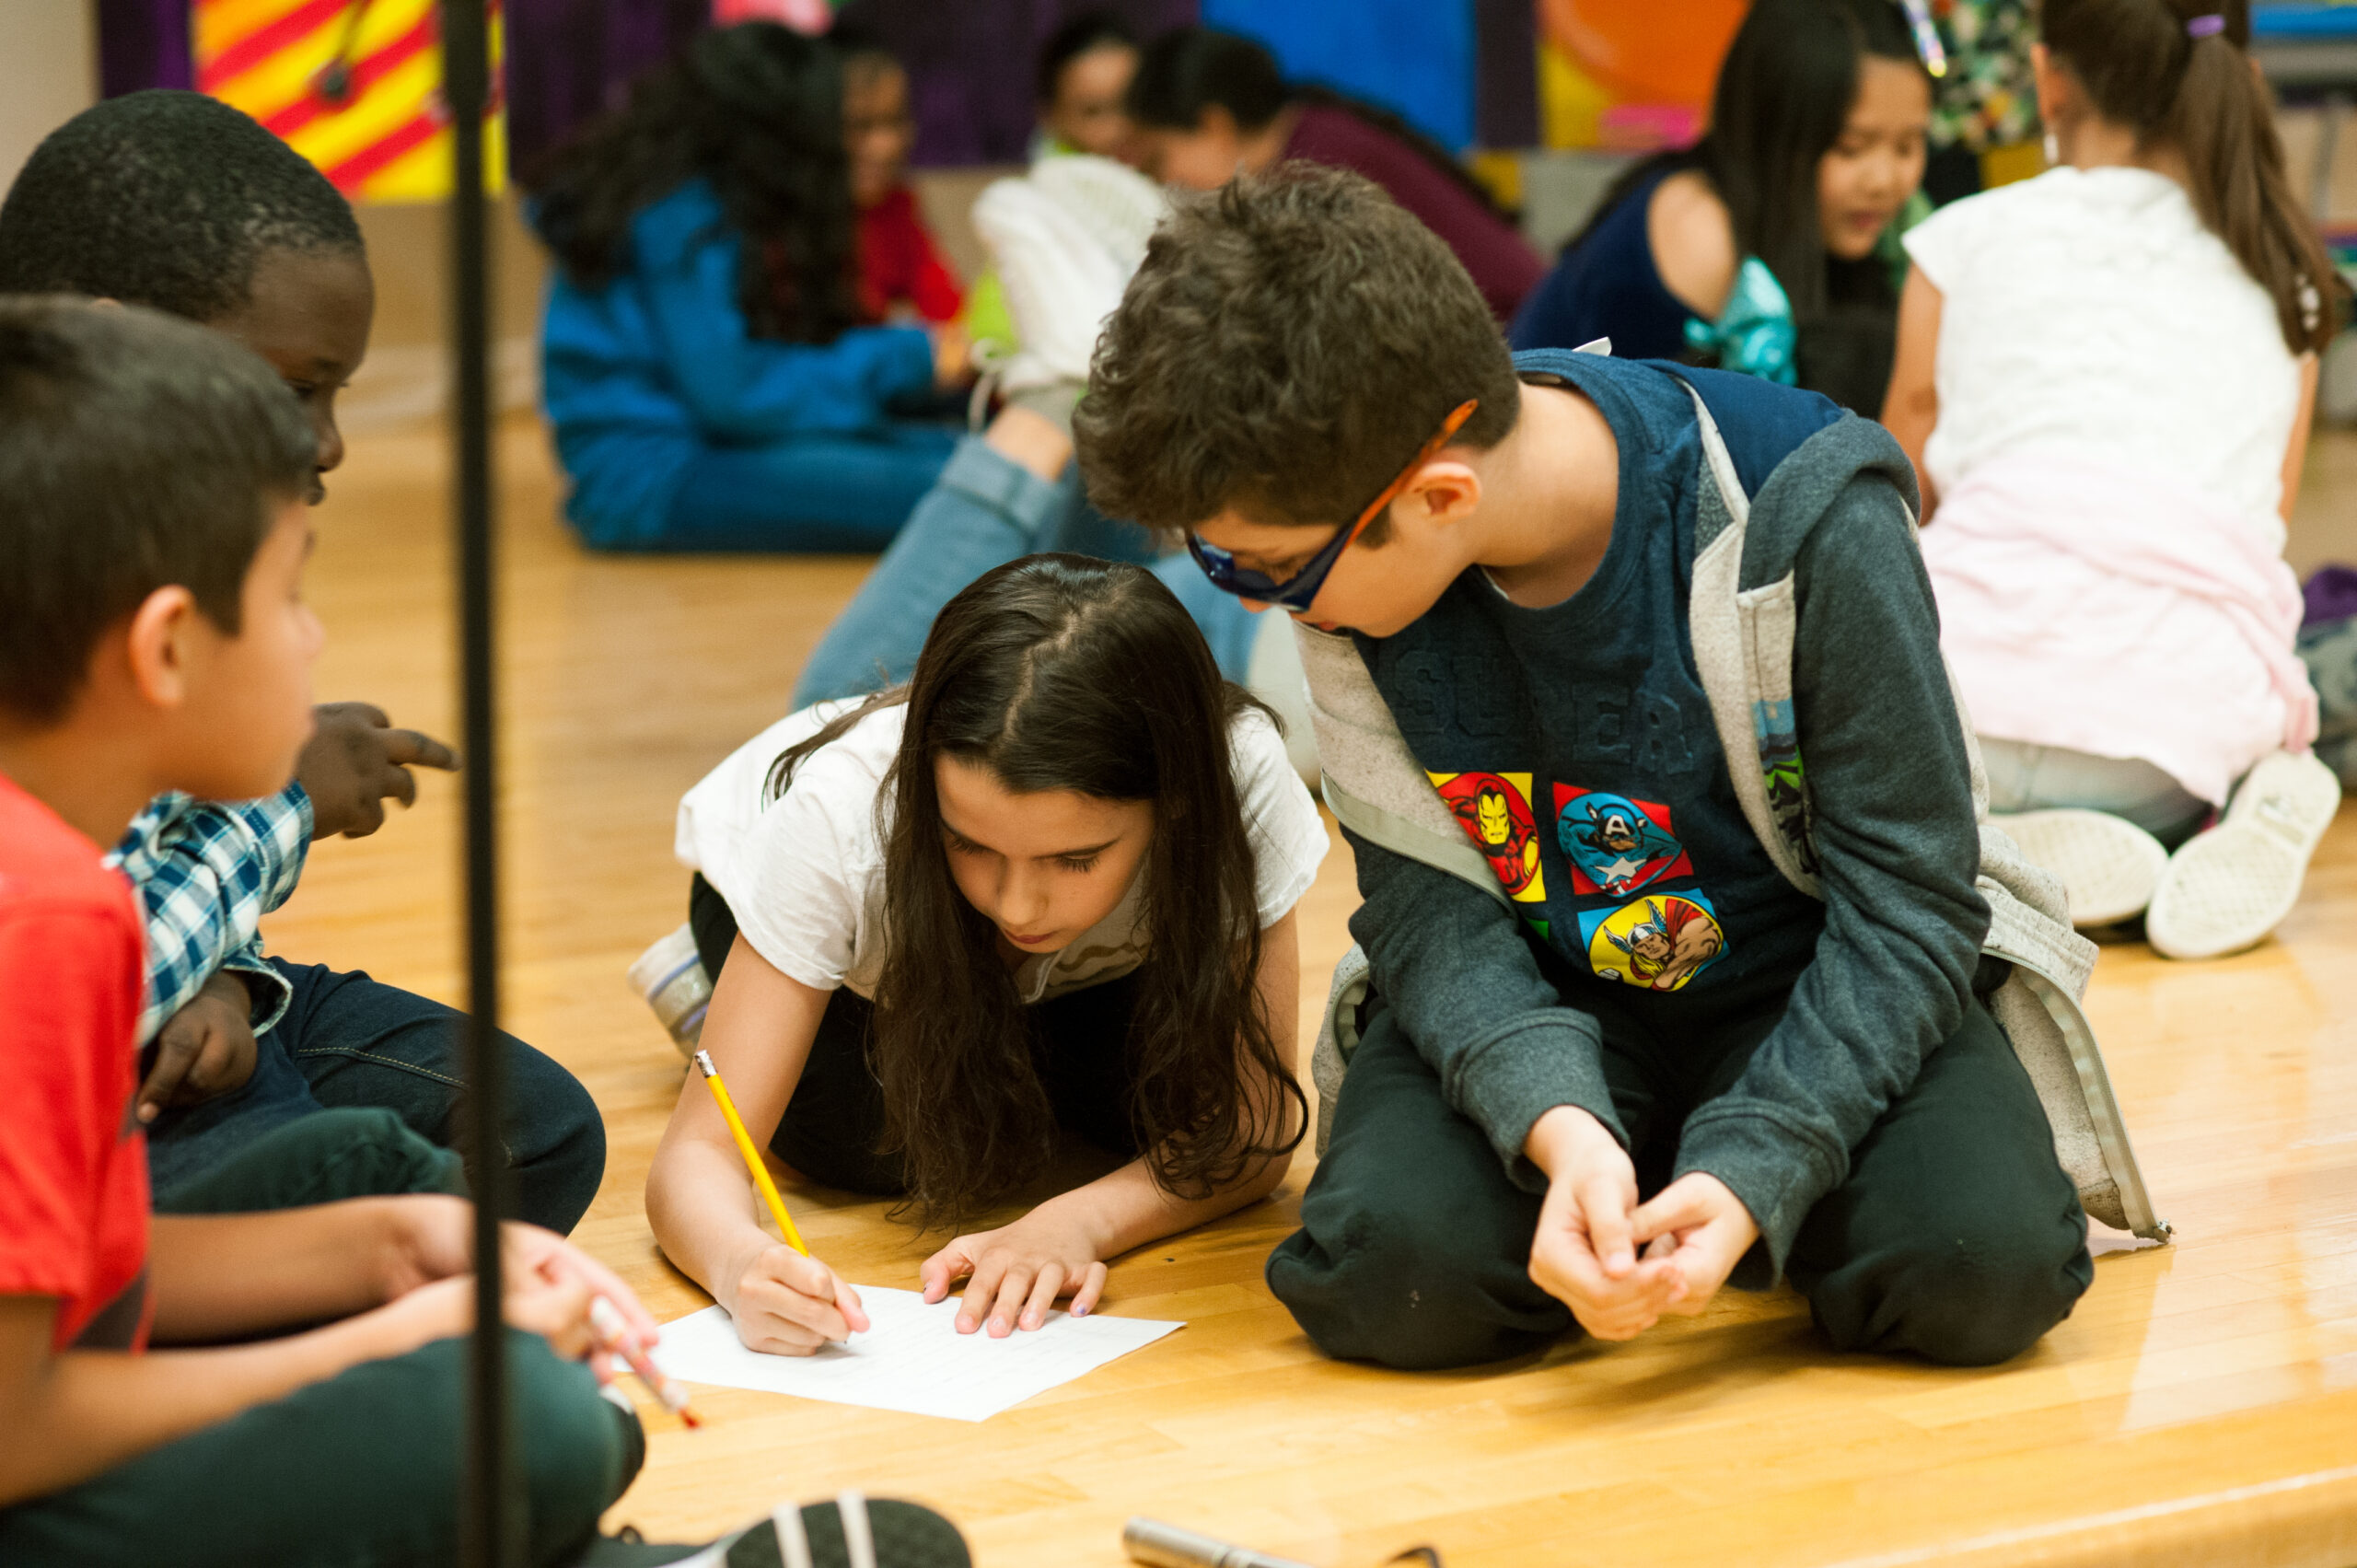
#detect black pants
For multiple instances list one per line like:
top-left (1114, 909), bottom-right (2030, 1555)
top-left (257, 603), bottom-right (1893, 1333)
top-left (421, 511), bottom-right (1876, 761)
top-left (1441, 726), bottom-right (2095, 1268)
top-left (690, 875), bottom-right (1145, 1193)
top-left (1267, 977), bottom-right (2094, 1371)
top-left (0, 1110), bottom-right (641, 1567)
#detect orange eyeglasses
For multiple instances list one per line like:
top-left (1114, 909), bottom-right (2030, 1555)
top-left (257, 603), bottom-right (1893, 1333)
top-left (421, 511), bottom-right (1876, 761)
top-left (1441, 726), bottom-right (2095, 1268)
top-left (1186, 399), bottom-right (1479, 613)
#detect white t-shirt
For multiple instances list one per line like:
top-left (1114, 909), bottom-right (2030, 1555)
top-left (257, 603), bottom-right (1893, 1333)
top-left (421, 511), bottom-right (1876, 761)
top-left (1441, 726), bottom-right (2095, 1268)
top-left (675, 700), bottom-right (1329, 1005)
top-left (1904, 166), bottom-right (2301, 548)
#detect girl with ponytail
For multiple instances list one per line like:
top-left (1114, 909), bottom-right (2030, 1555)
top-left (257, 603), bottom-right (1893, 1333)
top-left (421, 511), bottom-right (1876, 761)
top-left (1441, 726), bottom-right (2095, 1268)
top-left (1882, 0), bottom-right (2342, 960)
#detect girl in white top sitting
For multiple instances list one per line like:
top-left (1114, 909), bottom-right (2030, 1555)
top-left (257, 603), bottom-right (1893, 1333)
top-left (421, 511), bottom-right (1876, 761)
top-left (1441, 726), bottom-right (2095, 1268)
top-left (649, 554), bottom-right (1328, 1352)
top-left (1881, 0), bottom-right (2340, 960)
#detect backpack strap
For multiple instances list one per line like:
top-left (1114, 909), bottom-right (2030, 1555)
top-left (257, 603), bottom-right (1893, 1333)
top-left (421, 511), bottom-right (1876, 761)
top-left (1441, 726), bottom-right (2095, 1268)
top-left (1678, 378), bottom-right (1823, 897)
top-left (1291, 621), bottom-right (1506, 906)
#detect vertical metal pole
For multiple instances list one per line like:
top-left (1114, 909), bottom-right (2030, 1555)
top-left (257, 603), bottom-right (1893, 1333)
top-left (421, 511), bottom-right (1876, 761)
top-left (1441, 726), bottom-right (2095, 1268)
top-left (442, 2), bottom-right (514, 1565)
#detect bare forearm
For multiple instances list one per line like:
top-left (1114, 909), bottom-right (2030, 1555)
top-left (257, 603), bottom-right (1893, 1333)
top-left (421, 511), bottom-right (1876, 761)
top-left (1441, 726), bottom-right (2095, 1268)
top-left (0, 1304), bottom-right (437, 1507)
top-left (646, 1132), bottom-right (790, 1308)
top-left (1039, 1144), bottom-right (1292, 1264)
top-left (147, 1201), bottom-right (428, 1342)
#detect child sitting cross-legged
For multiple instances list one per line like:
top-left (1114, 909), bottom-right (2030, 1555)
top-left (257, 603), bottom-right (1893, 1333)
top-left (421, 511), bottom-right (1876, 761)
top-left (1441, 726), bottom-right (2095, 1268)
top-left (0, 89), bottom-right (604, 1231)
top-left (1075, 167), bottom-right (2099, 1370)
top-left (647, 556), bottom-right (1327, 1347)
top-left (0, 297), bottom-right (653, 1566)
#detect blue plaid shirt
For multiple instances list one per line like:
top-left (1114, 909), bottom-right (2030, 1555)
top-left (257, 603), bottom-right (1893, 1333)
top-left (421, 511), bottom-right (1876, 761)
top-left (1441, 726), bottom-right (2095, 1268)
top-left (107, 786), bottom-right (314, 1047)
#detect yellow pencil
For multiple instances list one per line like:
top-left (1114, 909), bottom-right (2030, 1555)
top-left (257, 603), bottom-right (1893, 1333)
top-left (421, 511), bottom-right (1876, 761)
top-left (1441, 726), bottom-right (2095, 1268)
top-left (693, 1049), bottom-right (809, 1257)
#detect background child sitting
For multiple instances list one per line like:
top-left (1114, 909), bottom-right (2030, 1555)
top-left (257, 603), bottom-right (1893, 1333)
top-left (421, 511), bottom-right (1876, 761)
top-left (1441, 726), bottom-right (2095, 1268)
top-left (833, 20), bottom-right (967, 333)
top-left (1511, 0), bottom-right (1931, 415)
top-left (1124, 26), bottom-right (1545, 323)
top-left (1881, 0), bottom-right (2341, 958)
top-left (0, 89), bottom-right (605, 1232)
top-left (530, 23), bottom-right (965, 552)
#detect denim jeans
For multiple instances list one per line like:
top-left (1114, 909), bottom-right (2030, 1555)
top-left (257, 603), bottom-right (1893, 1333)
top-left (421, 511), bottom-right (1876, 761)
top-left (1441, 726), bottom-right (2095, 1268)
top-left (1, 1111), bottom-right (642, 1568)
top-left (145, 959), bottom-right (608, 1234)
top-left (1980, 738), bottom-right (2212, 846)
top-left (793, 435), bottom-right (1269, 706)
top-left (603, 422), bottom-right (962, 553)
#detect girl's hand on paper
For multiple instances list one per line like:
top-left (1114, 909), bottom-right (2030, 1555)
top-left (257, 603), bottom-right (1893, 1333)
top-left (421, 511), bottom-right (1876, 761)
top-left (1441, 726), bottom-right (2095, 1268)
top-left (921, 1205), bottom-right (1109, 1336)
top-left (724, 1238), bottom-right (869, 1356)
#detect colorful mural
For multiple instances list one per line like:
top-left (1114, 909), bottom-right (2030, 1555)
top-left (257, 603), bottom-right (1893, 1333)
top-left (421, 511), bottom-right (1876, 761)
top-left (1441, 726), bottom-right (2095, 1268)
top-left (192, 0), bottom-right (506, 200)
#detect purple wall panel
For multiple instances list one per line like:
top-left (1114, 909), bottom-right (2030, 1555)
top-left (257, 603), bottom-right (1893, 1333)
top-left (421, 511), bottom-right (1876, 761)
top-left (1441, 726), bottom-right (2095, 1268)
top-left (97, 0), bottom-right (193, 97)
top-left (95, 0), bottom-right (1204, 168)
top-left (505, 0), bottom-right (707, 174)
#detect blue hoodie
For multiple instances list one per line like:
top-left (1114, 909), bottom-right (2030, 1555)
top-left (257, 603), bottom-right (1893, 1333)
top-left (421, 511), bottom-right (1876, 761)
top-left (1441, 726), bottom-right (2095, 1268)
top-left (540, 179), bottom-right (937, 547)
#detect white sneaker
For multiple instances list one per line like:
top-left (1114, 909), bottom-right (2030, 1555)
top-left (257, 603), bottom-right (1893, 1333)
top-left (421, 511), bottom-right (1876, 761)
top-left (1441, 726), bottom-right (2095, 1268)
top-left (1989, 808), bottom-right (2169, 927)
top-left (627, 923), bottom-right (711, 1057)
top-left (1028, 153), bottom-right (1167, 272)
top-left (970, 156), bottom-right (1167, 393)
top-left (2147, 750), bottom-right (2342, 959)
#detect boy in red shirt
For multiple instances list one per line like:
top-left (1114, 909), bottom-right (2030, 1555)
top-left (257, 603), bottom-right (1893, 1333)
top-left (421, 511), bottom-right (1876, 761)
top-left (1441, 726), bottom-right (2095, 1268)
top-left (0, 299), bottom-right (657, 1565)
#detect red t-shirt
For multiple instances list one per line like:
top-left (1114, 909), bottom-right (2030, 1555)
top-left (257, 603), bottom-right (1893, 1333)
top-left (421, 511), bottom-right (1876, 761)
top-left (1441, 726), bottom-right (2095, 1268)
top-left (857, 185), bottom-right (965, 326)
top-left (0, 770), bottom-right (151, 1352)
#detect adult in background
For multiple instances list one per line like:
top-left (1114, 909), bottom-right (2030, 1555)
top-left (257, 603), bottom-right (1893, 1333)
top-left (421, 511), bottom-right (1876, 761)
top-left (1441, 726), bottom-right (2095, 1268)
top-left (1125, 26), bottom-right (1545, 323)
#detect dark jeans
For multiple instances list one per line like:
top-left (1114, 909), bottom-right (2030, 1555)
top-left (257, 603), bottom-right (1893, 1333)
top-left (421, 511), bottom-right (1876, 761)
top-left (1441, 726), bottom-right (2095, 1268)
top-left (145, 959), bottom-right (607, 1234)
top-left (1268, 980), bottom-right (2094, 1371)
top-left (690, 874), bottom-right (1144, 1192)
top-left (0, 1111), bottom-right (644, 1568)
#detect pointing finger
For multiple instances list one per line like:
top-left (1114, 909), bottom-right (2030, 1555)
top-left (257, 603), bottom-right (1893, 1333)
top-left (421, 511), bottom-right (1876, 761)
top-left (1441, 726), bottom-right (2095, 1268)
top-left (381, 728), bottom-right (461, 772)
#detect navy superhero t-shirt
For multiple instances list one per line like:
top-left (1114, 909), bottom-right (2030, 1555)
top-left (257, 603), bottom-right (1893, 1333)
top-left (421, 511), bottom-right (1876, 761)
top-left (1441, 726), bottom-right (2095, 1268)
top-left (1355, 351), bottom-right (1836, 1004)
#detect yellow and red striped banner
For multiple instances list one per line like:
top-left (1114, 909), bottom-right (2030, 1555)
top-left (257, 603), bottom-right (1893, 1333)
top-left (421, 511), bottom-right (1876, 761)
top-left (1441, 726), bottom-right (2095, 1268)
top-left (194, 0), bottom-right (505, 203)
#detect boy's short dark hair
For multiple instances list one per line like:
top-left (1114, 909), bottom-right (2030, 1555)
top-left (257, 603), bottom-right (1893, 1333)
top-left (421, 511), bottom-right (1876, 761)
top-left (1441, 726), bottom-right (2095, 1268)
top-left (0, 298), bottom-right (317, 722)
top-left (0, 90), bottom-right (362, 325)
top-left (1074, 164), bottom-right (1521, 537)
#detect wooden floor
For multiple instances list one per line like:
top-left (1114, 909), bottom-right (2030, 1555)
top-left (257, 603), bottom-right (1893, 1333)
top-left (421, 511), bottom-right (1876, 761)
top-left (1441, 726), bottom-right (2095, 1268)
top-left (263, 416), bottom-right (2357, 1567)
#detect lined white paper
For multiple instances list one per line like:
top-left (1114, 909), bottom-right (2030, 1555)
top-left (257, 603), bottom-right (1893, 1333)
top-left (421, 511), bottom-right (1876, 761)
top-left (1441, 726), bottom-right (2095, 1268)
top-left (650, 1286), bottom-right (1183, 1423)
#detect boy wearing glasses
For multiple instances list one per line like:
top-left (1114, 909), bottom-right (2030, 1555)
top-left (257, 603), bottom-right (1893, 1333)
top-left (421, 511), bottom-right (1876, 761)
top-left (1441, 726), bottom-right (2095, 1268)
top-left (1074, 166), bottom-right (2093, 1370)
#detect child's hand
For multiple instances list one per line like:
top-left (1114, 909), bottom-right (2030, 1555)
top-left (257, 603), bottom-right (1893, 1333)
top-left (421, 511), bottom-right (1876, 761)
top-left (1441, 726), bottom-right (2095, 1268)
top-left (298, 702), bottom-right (459, 841)
top-left (722, 1239), bottom-right (869, 1355)
top-left (377, 1269), bottom-right (599, 1364)
top-left (920, 1205), bottom-right (1109, 1335)
top-left (1631, 1172), bottom-right (1760, 1318)
top-left (927, 319), bottom-right (971, 389)
top-left (1523, 1105), bottom-right (1686, 1341)
top-left (135, 970), bottom-right (259, 1122)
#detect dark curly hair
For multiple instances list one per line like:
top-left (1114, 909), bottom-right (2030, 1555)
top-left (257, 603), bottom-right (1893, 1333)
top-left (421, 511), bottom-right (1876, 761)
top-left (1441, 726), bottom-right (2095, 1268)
top-left (767, 555), bottom-right (1305, 1229)
top-left (1075, 164), bottom-right (1521, 537)
top-left (527, 22), bottom-right (861, 345)
top-left (0, 90), bottom-right (363, 325)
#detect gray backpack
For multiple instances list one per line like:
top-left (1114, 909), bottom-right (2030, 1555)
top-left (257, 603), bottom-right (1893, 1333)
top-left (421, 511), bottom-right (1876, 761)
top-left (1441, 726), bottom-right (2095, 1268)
top-left (1298, 376), bottom-right (2169, 1244)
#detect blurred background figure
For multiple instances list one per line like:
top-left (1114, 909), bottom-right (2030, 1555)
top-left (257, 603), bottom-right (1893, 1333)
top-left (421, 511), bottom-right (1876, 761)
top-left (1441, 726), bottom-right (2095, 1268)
top-left (1511, 0), bottom-right (1931, 414)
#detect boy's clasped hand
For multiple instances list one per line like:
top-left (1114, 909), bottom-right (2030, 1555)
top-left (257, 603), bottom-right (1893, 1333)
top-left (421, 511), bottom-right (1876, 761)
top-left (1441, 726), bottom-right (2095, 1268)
top-left (1523, 1106), bottom-right (1760, 1342)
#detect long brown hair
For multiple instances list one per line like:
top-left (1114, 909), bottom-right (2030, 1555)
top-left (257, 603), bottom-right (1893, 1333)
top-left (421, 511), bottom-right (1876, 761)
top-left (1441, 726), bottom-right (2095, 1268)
top-left (768, 554), bottom-right (1305, 1227)
top-left (2041, 0), bottom-right (2340, 354)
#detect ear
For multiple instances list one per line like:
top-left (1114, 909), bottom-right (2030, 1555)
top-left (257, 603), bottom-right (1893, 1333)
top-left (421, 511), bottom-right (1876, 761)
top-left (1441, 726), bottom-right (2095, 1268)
top-left (1392, 458), bottom-right (1484, 537)
top-left (122, 585), bottom-right (203, 711)
top-left (2029, 43), bottom-right (2069, 131)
